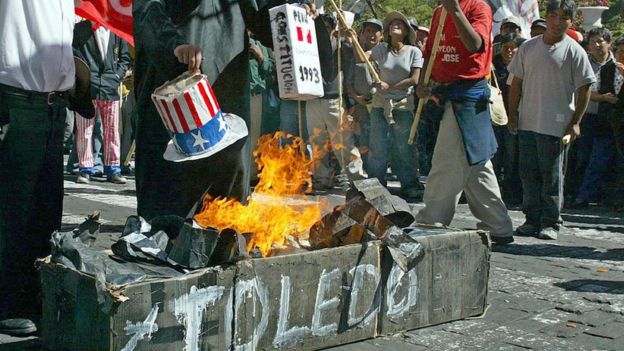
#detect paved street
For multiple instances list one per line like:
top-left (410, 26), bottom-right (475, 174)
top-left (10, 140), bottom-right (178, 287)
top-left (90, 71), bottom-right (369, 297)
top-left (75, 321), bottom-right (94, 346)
top-left (1, 173), bottom-right (623, 350)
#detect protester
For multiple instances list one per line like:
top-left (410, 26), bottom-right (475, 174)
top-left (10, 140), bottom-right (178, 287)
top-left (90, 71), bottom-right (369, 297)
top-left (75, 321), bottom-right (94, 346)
top-left (569, 27), bottom-right (615, 209)
top-left (0, 0), bottom-right (76, 335)
top-left (73, 20), bottom-right (131, 185)
top-left (531, 19), bottom-right (547, 37)
top-left (132, 0), bottom-right (281, 219)
top-left (415, 0), bottom-right (514, 244)
top-left (306, 13), bottom-right (359, 190)
top-left (500, 16), bottom-right (523, 37)
top-left (507, 0), bottom-right (595, 240)
top-left (359, 11), bottom-right (423, 199)
top-left (595, 36), bottom-right (624, 212)
top-left (347, 18), bottom-right (383, 174)
top-left (492, 33), bottom-right (526, 208)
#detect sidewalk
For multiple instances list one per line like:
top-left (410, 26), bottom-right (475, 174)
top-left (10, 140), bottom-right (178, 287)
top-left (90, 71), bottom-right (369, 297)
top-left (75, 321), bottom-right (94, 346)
top-left (0, 176), bottom-right (622, 350)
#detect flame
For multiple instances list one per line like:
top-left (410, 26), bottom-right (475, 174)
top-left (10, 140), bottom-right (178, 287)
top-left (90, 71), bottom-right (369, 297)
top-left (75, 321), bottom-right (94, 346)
top-left (194, 132), bottom-right (327, 256)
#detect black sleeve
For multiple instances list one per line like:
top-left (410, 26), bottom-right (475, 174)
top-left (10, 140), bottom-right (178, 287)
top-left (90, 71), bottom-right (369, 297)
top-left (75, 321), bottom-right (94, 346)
top-left (73, 20), bottom-right (93, 48)
top-left (314, 16), bottom-right (335, 83)
top-left (133, 0), bottom-right (188, 71)
top-left (116, 38), bottom-right (132, 79)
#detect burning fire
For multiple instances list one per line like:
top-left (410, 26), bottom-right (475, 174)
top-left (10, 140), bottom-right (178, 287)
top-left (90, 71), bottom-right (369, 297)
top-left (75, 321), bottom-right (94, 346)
top-left (194, 132), bottom-right (327, 256)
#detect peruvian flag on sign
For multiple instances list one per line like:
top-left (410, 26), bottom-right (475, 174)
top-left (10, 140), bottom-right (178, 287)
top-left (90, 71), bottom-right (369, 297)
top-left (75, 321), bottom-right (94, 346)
top-left (75, 0), bottom-right (134, 46)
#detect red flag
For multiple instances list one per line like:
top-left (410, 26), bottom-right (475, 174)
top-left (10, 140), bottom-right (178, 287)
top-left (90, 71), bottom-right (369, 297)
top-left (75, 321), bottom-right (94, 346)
top-left (75, 0), bottom-right (134, 46)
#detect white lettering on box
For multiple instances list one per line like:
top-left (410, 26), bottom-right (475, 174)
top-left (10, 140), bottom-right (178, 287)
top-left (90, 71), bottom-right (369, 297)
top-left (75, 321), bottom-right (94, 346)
top-left (230, 277), bottom-right (270, 351)
top-left (347, 264), bottom-right (381, 327)
top-left (169, 285), bottom-right (225, 351)
top-left (273, 275), bottom-right (311, 347)
top-left (312, 268), bottom-right (341, 336)
top-left (121, 305), bottom-right (159, 351)
top-left (386, 264), bottom-right (418, 320)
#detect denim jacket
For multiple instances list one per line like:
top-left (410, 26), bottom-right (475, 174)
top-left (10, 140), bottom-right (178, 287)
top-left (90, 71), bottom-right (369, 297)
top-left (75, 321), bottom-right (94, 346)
top-left (433, 78), bottom-right (498, 165)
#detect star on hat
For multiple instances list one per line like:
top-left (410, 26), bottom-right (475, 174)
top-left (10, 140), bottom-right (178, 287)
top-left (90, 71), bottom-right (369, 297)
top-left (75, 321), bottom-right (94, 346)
top-left (192, 130), bottom-right (208, 150)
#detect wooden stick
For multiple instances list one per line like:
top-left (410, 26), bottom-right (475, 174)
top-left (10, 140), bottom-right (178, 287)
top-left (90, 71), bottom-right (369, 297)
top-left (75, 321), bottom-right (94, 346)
top-left (326, 0), bottom-right (380, 83)
top-left (407, 8), bottom-right (447, 145)
top-left (124, 140), bottom-right (136, 167)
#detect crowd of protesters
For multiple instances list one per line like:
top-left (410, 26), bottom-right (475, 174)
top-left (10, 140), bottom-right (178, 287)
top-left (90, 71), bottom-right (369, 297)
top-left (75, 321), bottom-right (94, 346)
top-left (1, 0), bottom-right (623, 337)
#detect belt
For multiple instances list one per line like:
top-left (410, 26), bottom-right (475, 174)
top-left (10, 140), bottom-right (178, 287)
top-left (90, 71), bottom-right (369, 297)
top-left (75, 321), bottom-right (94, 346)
top-left (0, 83), bottom-right (69, 105)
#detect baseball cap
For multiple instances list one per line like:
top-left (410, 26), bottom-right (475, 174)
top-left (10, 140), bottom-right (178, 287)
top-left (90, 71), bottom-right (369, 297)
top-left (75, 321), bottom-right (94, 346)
top-left (361, 18), bottom-right (383, 31)
top-left (531, 19), bottom-right (547, 30)
top-left (501, 16), bottom-right (522, 29)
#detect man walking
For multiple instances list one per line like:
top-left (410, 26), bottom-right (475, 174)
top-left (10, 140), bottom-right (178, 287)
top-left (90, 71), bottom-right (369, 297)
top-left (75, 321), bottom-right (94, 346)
top-left (415, 0), bottom-right (514, 244)
top-left (507, 0), bottom-right (595, 239)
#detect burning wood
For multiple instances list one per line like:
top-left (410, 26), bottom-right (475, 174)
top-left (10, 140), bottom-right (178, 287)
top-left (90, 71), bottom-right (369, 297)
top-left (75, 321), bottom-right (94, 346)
top-left (194, 132), bottom-right (330, 257)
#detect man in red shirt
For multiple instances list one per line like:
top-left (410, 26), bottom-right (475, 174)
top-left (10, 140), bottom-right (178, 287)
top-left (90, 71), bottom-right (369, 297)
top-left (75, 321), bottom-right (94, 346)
top-left (415, 0), bottom-right (513, 244)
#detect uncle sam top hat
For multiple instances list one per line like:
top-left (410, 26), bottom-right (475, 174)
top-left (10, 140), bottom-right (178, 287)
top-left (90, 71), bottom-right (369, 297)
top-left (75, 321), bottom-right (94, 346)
top-left (151, 72), bottom-right (248, 162)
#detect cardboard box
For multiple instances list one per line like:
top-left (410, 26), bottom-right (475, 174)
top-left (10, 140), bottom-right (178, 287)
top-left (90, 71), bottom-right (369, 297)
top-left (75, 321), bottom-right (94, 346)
top-left (40, 229), bottom-right (490, 350)
top-left (377, 228), bottom-right (490, 335)
top-left (40, 262), bottom-right (235, 351)
top-left (269, 4), bottom-right (324, 100)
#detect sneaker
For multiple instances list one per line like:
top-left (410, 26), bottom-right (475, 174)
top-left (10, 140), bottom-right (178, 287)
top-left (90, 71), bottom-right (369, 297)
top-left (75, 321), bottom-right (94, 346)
top-left (515, 222), bottom-right (539, 236)
top-left (491, 235), bottom-right (514, 245)
top-left (107, 174), bottom-right (127, 184)
top-left (0, 318), bottom-right (37, 336)
top-left (538, 227), bottom-right (558, 240)
top-left (76, 172), bottom-right (90, 184)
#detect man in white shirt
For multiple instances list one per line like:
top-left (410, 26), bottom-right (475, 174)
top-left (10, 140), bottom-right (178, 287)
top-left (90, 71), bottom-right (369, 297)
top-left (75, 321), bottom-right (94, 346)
top-left (0, 0), bottom-right (76, 335)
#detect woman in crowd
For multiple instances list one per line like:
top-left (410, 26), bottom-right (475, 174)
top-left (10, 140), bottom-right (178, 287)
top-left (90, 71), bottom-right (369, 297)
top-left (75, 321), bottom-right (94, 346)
top-left (595, 36), bottom-right (624, 211)
top-left (358, 11), bottom-right (423, 198)
top-left (492, 32), bottom-right (526, 208)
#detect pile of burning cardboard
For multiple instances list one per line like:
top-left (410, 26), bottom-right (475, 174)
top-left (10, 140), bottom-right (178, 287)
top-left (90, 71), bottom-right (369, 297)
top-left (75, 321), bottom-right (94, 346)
top-left (51, 133), bottom-right (422, 275)
top-left (98, 177), bottom-right (421, 272)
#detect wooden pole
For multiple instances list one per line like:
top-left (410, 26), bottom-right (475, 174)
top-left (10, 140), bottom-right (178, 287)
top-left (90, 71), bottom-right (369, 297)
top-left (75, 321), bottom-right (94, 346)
top-left (407, 9), bottom-right (447, 145)
top-left (326, 0), bottom-right (380, 83)
top-left (124, 140), bottom-right (135, 167)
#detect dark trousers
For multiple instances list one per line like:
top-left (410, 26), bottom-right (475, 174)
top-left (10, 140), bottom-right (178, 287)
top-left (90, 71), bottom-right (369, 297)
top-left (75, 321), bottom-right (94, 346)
top-left (575, 114), bottom-right (615, 202)
top-left (518, 130), bottom-right (564, 230)
top-left (416, 99), bottom-right (442, 177)
top-left (492, 125), bottom-right (522, 205)
top-left (0, 91), bottom-right (66, 317)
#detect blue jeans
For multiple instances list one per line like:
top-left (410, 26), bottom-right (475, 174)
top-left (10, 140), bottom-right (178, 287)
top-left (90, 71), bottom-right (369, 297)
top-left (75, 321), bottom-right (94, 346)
top-left (368, 107), bottom-right (418, 189)
top-left (518, 130), bottom-right (564, 230)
